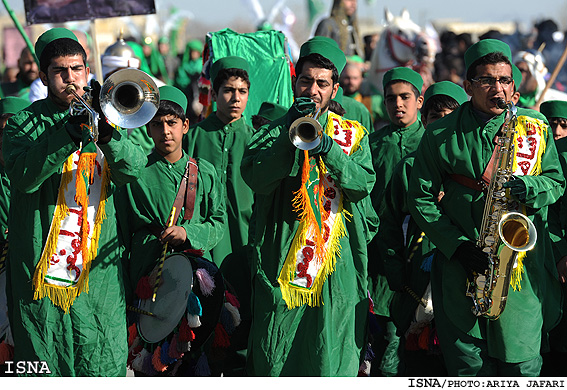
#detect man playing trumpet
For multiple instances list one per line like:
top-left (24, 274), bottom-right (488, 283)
top-left (3, 27), bottom-right (147, 376)
top-left (242, 36), bottom-right (376, 376)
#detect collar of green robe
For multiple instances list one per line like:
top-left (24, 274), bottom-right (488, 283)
top-left (159, 85), bottom-right (188, 112)
top-left (464, 38), bottom-right (512, 71)
top-left (257, 101), bottom-right (287, 121)
top-left (0, 96), bottom-right (30, 115)
top-left (383, 67), bottom-right (423, 94)
top-left (298, 36), bottom-right (346, 74)
top-left (423, 81), bottom-right (468, 106)
top-left (541, 100), bottom-right (567, 120)
top-left (209, 56), bottom-right (250, 83)
top-left (35, 28), bottom-right (79, 61)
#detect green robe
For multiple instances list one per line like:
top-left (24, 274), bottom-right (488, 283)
top-left (3, 98), bottom-right (147, 376)
top-left (339, 94), bottom-right (373, 133)
top-left (183, 114), bottom-right (254, 266)
top-left (241, 112), bottom-right (376, 376)
top-left (408, 101), bottom-right (564, 364)
top-left (117, 151), bottom-right (227, 303)
top-left (127, 126), bottom-right (154, 156)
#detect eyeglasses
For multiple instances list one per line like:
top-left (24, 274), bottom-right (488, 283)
top-left (471, 76), bottom-right (514, 87)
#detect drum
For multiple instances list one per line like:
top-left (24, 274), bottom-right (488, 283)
top-left (137, 253), bottom-right (193, 343)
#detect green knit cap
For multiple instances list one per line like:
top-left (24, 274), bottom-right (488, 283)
top-left (423, 81), bottom-right (468, 105)
top-left (299, 36), bottom-right (346, 74)
top-left (210, 56), bottom-right (250, 83)
top-left (256, 101), bottom-right (287, 121)
top-left (0, 97), bottom-right (30, 115)
top-left (540, 100), bottom-right (567, 120)
top-left (464, 39), bottom-right (512, 71)
top-left (35, 28), bottom-right (78, 61)
top-left (383, 67), bottom-right (423, 93)
top-left (159, 85), bottom-right (188, 112)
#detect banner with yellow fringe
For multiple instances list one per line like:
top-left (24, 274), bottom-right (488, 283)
top-left (32, 147), bottom-right (110, 313)
top-left (278, 112), bottom-right (365, 309)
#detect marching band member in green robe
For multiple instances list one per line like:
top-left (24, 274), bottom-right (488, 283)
top-left (540, 100), bottom-right (567, 375)
top-left (118, 85), bottom-right (227, 303)
top-left (408, 39), bottom-right (564, 376)
top-left (3, 28), bottom-right (147, 376)
top-left (242, 36), bottom-right (375, 376)
top-left (183, 56), bottom-right (254, 267)
top-left (378, 81), bottom-right (468, 376)
top-left (367, 67), bottom-right (424, 377)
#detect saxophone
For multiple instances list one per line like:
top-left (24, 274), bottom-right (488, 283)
top-left (466, 99), bottom-right (537, 320)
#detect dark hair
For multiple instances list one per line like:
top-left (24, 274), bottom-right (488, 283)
top-left (295, 53), bottom-right (339, 84)
top-left (329, 100), bottom-right (345, 116)
top-left (212, 68), bottom-right (250, 94)
top-left (466, 51), bottom-right (511, 81)
top-left (421, 94), bottom-right (460, 119)
top-left (251, 115), bottom-right (271, 130)
top-left (155, 99), bottom-right (186, 122)
top-left (39, 38), bottom-right (87, 74)
top-left (384, 80), bottom-right (420, 99)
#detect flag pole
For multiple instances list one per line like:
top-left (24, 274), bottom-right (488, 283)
top-left (1, 0), bottom-right (39, 65)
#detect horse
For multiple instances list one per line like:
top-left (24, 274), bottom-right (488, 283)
top-left (365, 8), bottom-right (437, 95)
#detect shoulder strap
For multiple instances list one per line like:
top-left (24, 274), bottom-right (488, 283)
top-left (171, 157), bottom-right (199, 225)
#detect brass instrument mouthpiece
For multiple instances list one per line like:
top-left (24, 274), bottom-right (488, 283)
top-left (65, 84), bottom-right (77, 94)
top-left (496, 98), bottom-right (507, 109)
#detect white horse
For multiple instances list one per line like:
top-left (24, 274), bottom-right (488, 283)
top-left (366, 8), bottom-right (437, 95)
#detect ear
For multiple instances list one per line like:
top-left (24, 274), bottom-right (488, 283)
top-left (401, 8), bottom-right (410, 20)
top-left (463, 79), bottom-right (473, 96)
top-left (416, 95), bottom-right (424, 110)
top-left (39, 71), bottom-right (48, 86)
top-left (182, 118), bottom-right (190, 134)
top-left (331, 83), bottom-right (339, 100)
top-left (211, 88), bottom-right (217, 102)
top-left (385, 8), bottom-right (393, 23)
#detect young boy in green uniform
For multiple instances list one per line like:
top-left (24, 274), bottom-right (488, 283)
top-left (367, 66), bottom-right (424, 377)
top-left (184, 56), bottom-right (254, 267)
top-left (408, 39), bottom-right (564, 376)
top-left (119, 85), bottom-right (226, 300)
top-left (379, 81), bottom-right (467, 376)
top-left (4, 28), bottom-right (148, 376)
top-left (541, 100), bottom-right (567, 141)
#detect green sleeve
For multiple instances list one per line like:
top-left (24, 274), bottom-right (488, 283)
top-left (3, 112), bottom-right (77, 193)
top-left (242, 118), bottom-right (301, 195)
top-left (548, 143), bottom-right (567, 261)
top-left (97, 128), bottom-right (148, 187)
top-left (321, 133), bottom-right (376, 203)
top-left (182, 159), bottom-right (227, 252)
top-left (408, 130), bottom-right (468, 259)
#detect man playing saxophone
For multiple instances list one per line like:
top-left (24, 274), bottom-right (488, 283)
top-left (408, 39), bottom-right (565, 376)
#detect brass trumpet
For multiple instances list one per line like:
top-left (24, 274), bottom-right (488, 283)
top-left (67, 69), bottom-right (160, 142)
top-left (289, 107), bottom-right (323, 150)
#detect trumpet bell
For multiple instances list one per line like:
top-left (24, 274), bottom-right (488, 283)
top-left (100, 68), bottom-right (159, 129)
top-left (498, 212), bottom-right (537, 252)
top-left (289, 116), bottom-right (322, 150)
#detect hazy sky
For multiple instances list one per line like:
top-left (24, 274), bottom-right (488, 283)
top-left (157, 0), bottom-right (567, 30)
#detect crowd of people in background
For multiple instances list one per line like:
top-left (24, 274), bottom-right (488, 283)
top-left (0, 0), bottom-right (567, 379)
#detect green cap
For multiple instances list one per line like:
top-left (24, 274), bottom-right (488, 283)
top-left (383, 67), bottom-right (423, 93)
top-left (540, 100), bottom-right (567, 120)
top-left (210, 56), bottom-right (250, 83)
top-left (512, 64), bottom-right (522, 89)
top-left (423, 81), bottom-right (468, 106)
top-left (159, 85), bottom-right (188, 112)
top-left (0, 97), bottom-right (30, 115)
top-left (256, 101), bottom-right (287, 121)
top-left (464, 38), bottom-right (512, 71)
top-left (187, 39), bottom-right (203, 53)
top-left (35, 28), bottom-right (78, 61)
top-left (299, 36), bottom-right (347, 74)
